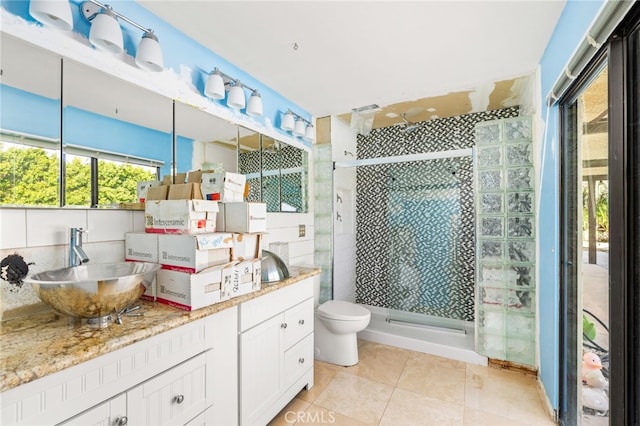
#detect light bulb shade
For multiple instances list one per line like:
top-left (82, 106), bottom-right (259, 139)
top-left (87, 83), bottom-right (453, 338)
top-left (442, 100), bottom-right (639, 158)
top-left (293, 119), bottom-right (306, 137)
top-left (205, 72), bottom-right (225, 99)
top-left (89, 11), bottom-right (123, 54)
top-left (304, 124), bottom-right (315, 142)
top-left (281, 111), bottom-right (295, 131)
top-left (29, 0), bottom-right (73, 31)
top-left (136, 32), bottom-right (163, 72)
top-left (227, 84), bottom-right (246, 109)
top-left (246, 91), bottom-right (263, 116)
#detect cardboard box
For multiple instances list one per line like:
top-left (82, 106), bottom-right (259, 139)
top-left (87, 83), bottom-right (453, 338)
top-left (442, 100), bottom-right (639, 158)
top-left (136, 180), bottom-right (161, 203)
top-left (160, 173), bottom-right (187, 185)
top-left (219, 202), bottom-right (267, 233)
top-left (158, 232), bottom-right (233, 273)
top-left (230, 259), bottom-right (261, 298)
top-left (146, 185), bottom-right (169, 201)
top-left (168, 183), bottom-right (203, 200)
top-left (175, 173), bottom-right (187, 184)
top-left (201, 172), bottom-right (246, 202)
top-left (231, 233), bottom-right (264, 261)
top-left (145, 199), bottom-right (219, 234)
top-left (156, 263), bottom-right (235, 311)
top-left (187, 170), bottom-right (202, 184)
top-left (125, 232), bottom-right (158, 262)
top-left (125, 259), bottom-right (157, 301)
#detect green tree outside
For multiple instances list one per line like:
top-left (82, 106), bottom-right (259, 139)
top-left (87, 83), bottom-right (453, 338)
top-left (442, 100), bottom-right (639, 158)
top-left (1, 144), bottom-right (155, 207)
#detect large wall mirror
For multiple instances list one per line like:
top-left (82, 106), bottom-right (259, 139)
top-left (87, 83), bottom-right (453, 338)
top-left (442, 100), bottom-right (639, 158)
top-left (238, 127), bottom-right (308, 213)
top-left (237, 127), bottom-right (261, 204)
top-left (0, 33), bottom-right (62, 207)
top-left (62, 60), bottom-right (173, 207)
top-left (0, 33), bottom-right (308, 212)
top-left (174, 101), bottom-right (239, 175)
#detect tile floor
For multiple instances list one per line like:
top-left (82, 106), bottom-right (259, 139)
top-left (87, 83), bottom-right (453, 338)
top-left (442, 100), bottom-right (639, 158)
top-left (269, 339), bottom-right (556, 426)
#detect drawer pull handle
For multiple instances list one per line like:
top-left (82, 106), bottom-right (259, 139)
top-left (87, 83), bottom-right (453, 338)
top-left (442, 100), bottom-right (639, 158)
top-left (281, 323), bottom-right (288, 329)
top-left (174, 395), bottom-right (185, 404)
top-left (298, 319), bottom-right (305, 325)
top-left (299, 357), bottom-right (305, 364)
top-left (115, 416), bottom-right (128, 426)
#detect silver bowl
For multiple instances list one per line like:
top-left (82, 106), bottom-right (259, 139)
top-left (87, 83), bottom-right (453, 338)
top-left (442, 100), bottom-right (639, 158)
top-left (24, 262), bottom-right (160, 321)
top-left (261, 250), bottom-right (290, 283)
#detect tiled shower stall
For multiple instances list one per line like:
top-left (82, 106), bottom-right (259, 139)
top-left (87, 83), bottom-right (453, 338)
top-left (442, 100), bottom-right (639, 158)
top-left (322, 108), bottom-right (537, 366)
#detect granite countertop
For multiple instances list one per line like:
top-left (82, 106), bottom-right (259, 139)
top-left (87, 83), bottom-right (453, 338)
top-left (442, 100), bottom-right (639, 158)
top-left (0, 266), bottom-right (320, 393)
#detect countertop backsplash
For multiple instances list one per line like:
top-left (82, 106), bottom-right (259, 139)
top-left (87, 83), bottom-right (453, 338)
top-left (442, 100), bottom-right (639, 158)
top-left (0, 208), bottom-right (315, 320)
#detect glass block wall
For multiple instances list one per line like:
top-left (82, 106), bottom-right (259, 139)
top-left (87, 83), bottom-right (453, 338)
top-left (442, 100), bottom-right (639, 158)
top-left (313, 144), bottom-right (334, 304)
top-left (475, 116), bottom-right (536, 366)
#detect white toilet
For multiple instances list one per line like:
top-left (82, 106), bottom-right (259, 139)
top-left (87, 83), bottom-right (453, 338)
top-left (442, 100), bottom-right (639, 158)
top-left (313, 279), bottom-right (371, 366)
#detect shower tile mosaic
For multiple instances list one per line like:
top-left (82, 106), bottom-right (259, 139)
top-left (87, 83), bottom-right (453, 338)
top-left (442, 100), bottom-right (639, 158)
top-left (475, 115), bottom-right (536, 366)
top-left (354, 107), bottom-right (520, 322)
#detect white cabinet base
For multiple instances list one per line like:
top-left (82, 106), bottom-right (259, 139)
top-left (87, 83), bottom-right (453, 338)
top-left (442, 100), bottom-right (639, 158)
top-left (239, 278), bottom-right (315, 425)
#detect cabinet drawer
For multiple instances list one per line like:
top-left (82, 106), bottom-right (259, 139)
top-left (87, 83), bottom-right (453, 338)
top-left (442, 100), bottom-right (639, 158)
top-left (127, 352), bottom-right (209, 426)
top-left (284, 298), bottom-right (314, 348)
top-left (61, 393), bottom-right (126, 425)
top-left (283, 333), bottom-right (314, 389)
top-left (240, 278), bottom-right (313, 331)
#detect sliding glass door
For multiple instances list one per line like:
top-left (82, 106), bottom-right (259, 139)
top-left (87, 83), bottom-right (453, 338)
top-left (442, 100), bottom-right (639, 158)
top-left (559, 6), bottom-right (639, 425)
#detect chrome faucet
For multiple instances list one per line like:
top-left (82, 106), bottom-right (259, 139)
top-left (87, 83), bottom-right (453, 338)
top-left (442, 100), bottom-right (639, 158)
top-left (69, 227), bottom-right (89, 267)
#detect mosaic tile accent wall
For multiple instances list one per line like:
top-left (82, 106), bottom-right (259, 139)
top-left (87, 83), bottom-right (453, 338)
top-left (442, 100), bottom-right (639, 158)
top-left (354, 107), bottom-right (520, 322)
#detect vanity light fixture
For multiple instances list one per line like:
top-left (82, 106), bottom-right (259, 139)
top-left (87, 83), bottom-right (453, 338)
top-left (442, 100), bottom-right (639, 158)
top-left (227, 81), bottom-right (246, 110)
top-left (246, 90), bottom-right (263, 116)
top-left (205, 68), bottom-right (225, 99)
top-left (136, 30), bottom-right (163, 72)
top-left (293, 118), bottom-right (306, 137)
top-left (204, 68), bottom-right (263, 116)
top-left (304, 123), bottom-right (315, 142)
top-left (29, 0), bottom-right (73, 31)
top-left (281, 110), bottom-right (313, 141)
top-left (281, 110), bottom-right (295, 132)
top-left (81, 0), bottom-right (164, 71)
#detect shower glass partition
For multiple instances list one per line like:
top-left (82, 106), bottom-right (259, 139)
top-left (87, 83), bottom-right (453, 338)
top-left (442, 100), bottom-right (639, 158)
top-left (350, 149), bottom-right (475, 333)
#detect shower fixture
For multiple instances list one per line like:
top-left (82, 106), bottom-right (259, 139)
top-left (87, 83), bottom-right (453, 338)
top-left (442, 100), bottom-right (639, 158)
top-left (398, 113), bottom-right (424, 134)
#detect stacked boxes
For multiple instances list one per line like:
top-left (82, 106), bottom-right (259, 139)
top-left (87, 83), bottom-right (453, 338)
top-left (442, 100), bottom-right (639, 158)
top-left (201, 171), bottom-right (246, 202)
top-left (128, 169), bottom-right (267, 311)
top-left (144, 199), bottom-right (219, 234)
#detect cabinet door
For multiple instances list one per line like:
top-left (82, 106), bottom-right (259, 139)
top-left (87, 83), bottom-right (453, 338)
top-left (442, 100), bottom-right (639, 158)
top-left (240, 313), bottom-right (284, 424)
top-left (60, 393), bottom-right (126, 426)
top-left (283, 333), bottom-right (314, 390)
top-left (127, 353), bottom-right (209, 426)
top-left (185, 404), bottom-right (215, 426)
top-left (283, 298), bottom-right (314, 349)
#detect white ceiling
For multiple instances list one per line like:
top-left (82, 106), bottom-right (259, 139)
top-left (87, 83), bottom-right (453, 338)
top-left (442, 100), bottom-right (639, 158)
top-left (139, 0), bottom-right (567, 121)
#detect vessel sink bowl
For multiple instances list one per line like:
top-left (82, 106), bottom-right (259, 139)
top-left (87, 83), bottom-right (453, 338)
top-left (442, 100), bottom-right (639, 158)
top-left (24, 262), bottom-right (160, 320)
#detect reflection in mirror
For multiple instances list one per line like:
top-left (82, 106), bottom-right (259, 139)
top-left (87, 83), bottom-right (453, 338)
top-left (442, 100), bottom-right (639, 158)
top-left (260, 135), bottom-right (281, 212)
top-left (174, 102), bottom-right (239, 179)
top-left (280, 143), bottom-right (308, 212)
top-left (0, 34), bottom-right (62, 207)
top-left (62, 60), bottom-right (173, 207)
top-left (237, 127), bottom-right (309, 213)
top-left (237, 127), bottom-right (261, 204)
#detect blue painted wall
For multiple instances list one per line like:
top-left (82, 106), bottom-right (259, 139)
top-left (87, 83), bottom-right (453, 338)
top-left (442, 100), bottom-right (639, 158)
top-left (0, 84), bottom-right (60, 139)
top-left (537, 0), bottom-right (604, 410)
top-left (63, 106), bottom-right (176, 177)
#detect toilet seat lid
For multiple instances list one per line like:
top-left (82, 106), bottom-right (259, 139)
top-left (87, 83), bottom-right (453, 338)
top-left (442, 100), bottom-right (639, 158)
top-left (317, 300), bottom-right (371, 321)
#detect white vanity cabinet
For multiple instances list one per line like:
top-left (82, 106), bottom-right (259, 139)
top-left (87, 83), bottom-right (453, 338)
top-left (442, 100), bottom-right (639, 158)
top-left (239, 278), bottom-right (315, 426)
top-left (2, 306), bottom-right (238, 426)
